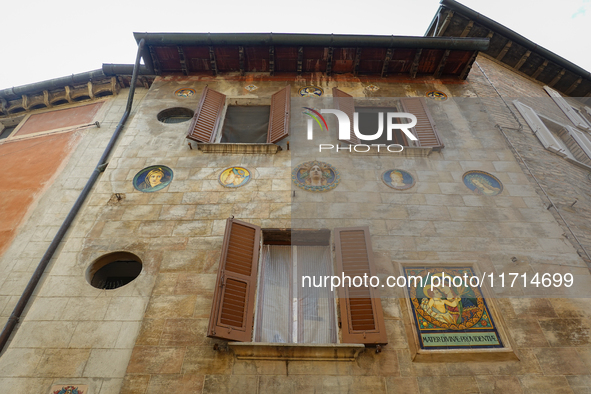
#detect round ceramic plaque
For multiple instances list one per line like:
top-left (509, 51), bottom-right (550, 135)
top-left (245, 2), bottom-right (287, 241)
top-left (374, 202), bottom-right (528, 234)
top-left (426, 90), bottom-right (448, 101)
top-left (382, 169), bottom-right (415, 190)
top-left (292, 160), bottom-right (340, 192)
top-left (463, 170), bottom-right (503, 196)
top-left (219, 167), bottom-right (252, 188)
top-left (298, 86), bottom-right (324, 97)
top-left (133, 165), bottom-right (174, 192)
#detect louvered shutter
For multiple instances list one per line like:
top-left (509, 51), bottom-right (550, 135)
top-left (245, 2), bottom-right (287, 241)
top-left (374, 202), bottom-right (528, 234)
top-left (544, 86), bottom-right (590, 131)
top-left (333, 88), bottom-right (361, 145)
top-left (513, 100), bottom-right (574, 159)
top-left (187, 86), bottom-right (226, 143)
top-left (401, 98), bottom-right (444, 150)
top-left (334, 226), bottom-right (387, 345)
top-left (267, 86), bottom-right (291, 143)
top-left (208, 218), bottom-right (261, 341)
top-left (566, 125), bottom-right (591, 161)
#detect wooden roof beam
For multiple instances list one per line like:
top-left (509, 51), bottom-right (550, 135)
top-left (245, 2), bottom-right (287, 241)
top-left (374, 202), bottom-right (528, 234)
top-left (514, 50), bottom-right (531, 71)
top-left (565, 77), bottom-right (583, 95)
top-left (381, 48), bottom-right (393, 78)
top-left (460, 51), bottom-right (478, 80)
top-left (496, 40), bottom-right (512, 61)
top-left (209, 46), bottom-right (218, 76)
top-left (436, 10), bottom-right (454, 36)
top-left (178, 46), bottom-right (189, 76)
top-left (353, 48), bottom-right (362, 76)
top-left (149, 46), bottom-right (161, 75)
top-left (410, 49), bottom-right (423, 78)
top-left (460, 20), bottom-right (474, 37)
top-left (239, 46), bottom-right (245, 76)
top-left (326, 47), bottom-right (334, 76)
top-left (434, 49), bottom-right (451, 79)
top-left (269, 46), bottom-right (275, 76)
top-left (549, 68), bottom-right (566, 87)
top-left (297, 46), bottom-right (303, 75)
top-left (532, 60), bottom-right (548, 79)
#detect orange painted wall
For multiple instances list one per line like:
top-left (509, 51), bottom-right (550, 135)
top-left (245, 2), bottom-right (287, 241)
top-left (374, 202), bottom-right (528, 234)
top-left (15, 102), bottom-right (102, 136)
top-left (0, 132), bottom-right (80, 257)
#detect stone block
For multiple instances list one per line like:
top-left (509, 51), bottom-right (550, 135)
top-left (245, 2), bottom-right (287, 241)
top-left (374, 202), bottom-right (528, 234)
top-left (182, 346), bottom-right (233, 374)
top-left (144, 295), bottom-right (197, 319)
top-left (127, 346), bottom-right (185, 374)
top-left (533, 347), bottom-right (589, 375)
top-left (83, 349), bottom-right (133, 378)
top-left (36, 348), bottom-right (90, 377)
top-left (146, 374), bottom-right (204, 394)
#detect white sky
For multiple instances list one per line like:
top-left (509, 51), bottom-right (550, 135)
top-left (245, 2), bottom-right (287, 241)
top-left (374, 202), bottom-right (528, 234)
top-left (1, 0), bottom-right (590, 90)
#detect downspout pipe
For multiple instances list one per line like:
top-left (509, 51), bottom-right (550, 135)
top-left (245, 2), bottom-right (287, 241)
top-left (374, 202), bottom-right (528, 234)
top-left (0, 39), bottom-right (146, 355)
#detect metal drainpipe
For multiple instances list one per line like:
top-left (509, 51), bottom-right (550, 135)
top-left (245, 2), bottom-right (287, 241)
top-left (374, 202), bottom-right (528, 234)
top-left (0, 38), bottom-right (146, 355)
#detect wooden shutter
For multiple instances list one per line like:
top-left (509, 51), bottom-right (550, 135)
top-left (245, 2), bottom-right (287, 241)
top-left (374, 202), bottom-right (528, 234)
top-left (187, 86), bottom-right (226, 143)
top-left (401, 97), bottom-right (444, 150)
top-left (266, 86), bottom-right (291, 143)
top-left (513, 100), bottom-right (574, 159)
top-left (208, 218), bottom-right (261, 341)
top-left (566, 125), bottom-right (591, 162)
top-left (334, 226), bottom-right (387, 345)
top-left (544, 86), bottom-right (591, 131)
top-left (333, 88), bottom-right (361, 145)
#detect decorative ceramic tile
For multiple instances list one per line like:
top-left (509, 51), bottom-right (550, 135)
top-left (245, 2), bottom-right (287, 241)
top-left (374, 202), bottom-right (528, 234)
top-left (298, 86), bottom-right (324, 97)
top-left (292, 160), bottom-right (340, 192)
top-left (404, 266), bottom-right (503, 349)
top-left (426, 90), bottom-right (448, 101)
top-left (133, 165), bottom-right (174, 192)
top-left (174, 88), bottom-right (196, 97)
top-left (50, 385), bottom-right (88, 394)
top-left (244, 84), bottom-right (258, 92)
top-left (219, 166), bottom-right (252, 188)
top-left (382, 169), bottom-right (415, 190)
top-left (463, 170), bottom-right (503, 196)
top-left (365, 84), bottom-right (380, 92)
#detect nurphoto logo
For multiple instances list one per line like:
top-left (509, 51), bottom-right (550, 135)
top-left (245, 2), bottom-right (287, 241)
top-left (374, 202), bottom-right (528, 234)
top-left (303, 107), bottom-right (417, 152)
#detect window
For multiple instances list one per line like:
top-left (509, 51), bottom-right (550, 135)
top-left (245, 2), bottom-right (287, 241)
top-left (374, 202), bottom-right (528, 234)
top-left (157, 107), bottom-right (194, 124)
top-left (332, 88), bottom-right (444, 151)
top-left (186, 86), bottom-right (290, 145)
top-left (355, 107), bottom-right (411, 146)
top-left (514, 100), bottom-right (591, 167)
top-left (207, 218), bottom-right (387, 345)
top-left (544, 86), bottom-right (591, 131)
top-left (254, 229), bottom-right (337, 344)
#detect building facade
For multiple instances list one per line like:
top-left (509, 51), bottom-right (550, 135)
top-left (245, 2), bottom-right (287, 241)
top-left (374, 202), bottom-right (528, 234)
top-left (2, 1), bottom-right (591, 393)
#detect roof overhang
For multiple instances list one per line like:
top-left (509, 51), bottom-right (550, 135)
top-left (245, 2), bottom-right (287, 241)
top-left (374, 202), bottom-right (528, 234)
top-left (134, 32), bottom-right (489, 80)
top-left (426, 0), bottom-right (591, 97)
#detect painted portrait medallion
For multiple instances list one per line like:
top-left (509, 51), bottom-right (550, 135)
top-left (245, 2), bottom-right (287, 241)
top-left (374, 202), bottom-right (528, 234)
top-left (463, 171), bottom-right (503, 196)
top-left (404, 266), bottom-right (503, 349)
top-left (219, 166), bottom-right (252, 188)
top-left (426, 90), bottom-right (448, 101)
top-left (51, 385), bottom-right (87, 394)
top-left (292, 160), bottom-right (340, 192)
top-left (298, 86), bottom-right (324, 97)
top-left (133, 165), bottom-right (173, 193)
top-left (174, 88), bottom-right (196, 98)
top-left (382, 169), bottom-right (415, 190)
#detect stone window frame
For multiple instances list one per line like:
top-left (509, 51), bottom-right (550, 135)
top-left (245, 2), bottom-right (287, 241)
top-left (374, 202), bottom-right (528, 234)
top-left (398, 261), bottom-right (517, 362)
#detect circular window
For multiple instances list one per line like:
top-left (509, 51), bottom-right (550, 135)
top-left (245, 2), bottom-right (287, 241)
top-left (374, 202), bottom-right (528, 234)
top-left (87, 252), bottom-right (142, 290)
top-left (157, 107), bottom-right (194, 124)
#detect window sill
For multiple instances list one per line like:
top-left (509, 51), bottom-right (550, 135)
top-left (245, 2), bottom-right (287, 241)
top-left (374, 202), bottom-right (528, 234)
top-left (228, 342), bottom-right (365, 361)
top-left (198, 143), bottom-right (281, 154)
top-left (348, 146), bottom-right (434, 157)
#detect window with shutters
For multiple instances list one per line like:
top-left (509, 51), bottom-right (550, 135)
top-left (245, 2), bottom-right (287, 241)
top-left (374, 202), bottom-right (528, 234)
top-left (186, 86), bottom-right (290, 152)
top-left (208, 219), bottom-right (388, 347)
top-left (332, 87), bottom-right (444, 151)
top-left (514, 100), bottom-right (591, 168)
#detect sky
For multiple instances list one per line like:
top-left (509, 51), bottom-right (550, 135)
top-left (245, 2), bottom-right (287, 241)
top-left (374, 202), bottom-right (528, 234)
top-left (1, 0), bottom-right (590, 90)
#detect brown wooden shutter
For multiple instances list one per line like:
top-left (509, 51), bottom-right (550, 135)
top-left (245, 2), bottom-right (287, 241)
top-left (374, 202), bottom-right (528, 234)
top-left (187, 86), bottom-right (226, 143)
top-left (208, 218), bottom-right (261, 341)
top-left (332, 87), bottom-right (361, 145)
top-left (334, 226), bottom-right (387, 345)
top-left (401, 97), bottom-right (444, 151)
top-left (266, 85), bottom-right (291, 143)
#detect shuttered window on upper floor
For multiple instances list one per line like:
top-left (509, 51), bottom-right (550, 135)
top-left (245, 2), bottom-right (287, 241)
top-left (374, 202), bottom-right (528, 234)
top-left (187, 86), bottom-right (290, 144)
top-left (332, 88), bottom-right (443, 150)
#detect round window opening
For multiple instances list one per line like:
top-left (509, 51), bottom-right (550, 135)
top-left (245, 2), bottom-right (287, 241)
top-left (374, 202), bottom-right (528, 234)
top-left (157, 107), bottom-right (194, 124)
top-left (87, 252), bottom-right (142, 290)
